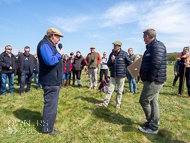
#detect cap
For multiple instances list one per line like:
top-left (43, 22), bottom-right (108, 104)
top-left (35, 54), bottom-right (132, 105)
top-left (112, 41), bottom-right (122, 46)
top-left (70, 52), bottom-right (74, 55)
top-left (47, 28), bottom-right (64, 37)
top-left (90, 46), bottom-right (95, 49)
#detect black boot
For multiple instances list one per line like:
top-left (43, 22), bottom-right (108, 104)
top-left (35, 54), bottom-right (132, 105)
top-left (172, 81), bottom-right (176, 87)
top-left (61, 80), bottom-right (64, 88)
top-left (78, 84), bottom-right (82, 88)
top-left (66, 80), bottom-right (69, 88)
top-left (72, 79), bottom-right (75, 86)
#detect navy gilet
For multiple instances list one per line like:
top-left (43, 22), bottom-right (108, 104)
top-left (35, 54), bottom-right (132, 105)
top-left (37, 35), bottom-right (62, 86)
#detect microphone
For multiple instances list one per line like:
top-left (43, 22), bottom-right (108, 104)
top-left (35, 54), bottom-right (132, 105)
top-left (112, 49), bottom-right (116, 56)
top-left (58, 43), bottom-right (62, 50)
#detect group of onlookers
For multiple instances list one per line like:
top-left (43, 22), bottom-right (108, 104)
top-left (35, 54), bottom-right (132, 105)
top-left (0, 43), bottom-right (141, 96)
top-left (0, 46), bottom-right (37, 96)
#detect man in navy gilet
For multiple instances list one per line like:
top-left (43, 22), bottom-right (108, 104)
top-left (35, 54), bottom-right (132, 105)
top-left (37, 28), bottom-right (64, 135)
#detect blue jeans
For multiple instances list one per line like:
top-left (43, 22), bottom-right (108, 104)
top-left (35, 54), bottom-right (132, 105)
top-left (62, 73), bottom-right (70, 80)
top-left (37, 82), bottom-right (41, 90)
top-left (33, 72), bottom-right (38, 84)
top-left (126, 70), bottom-right (137, 93)
top-left (1, 73), bottom-right (14, 94)
top-left (20, 70), bottom-right (33, 93)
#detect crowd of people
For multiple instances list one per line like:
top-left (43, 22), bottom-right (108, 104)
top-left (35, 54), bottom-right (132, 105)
top-left (0, 27), bottom-right (188, 135)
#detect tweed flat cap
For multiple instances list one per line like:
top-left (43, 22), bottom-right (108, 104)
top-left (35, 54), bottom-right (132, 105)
top-left (90, 46), bottom-right (95, 49)
top-left (47, 28), bottom-right (64, 37)
top-left (112, 41), bottom-right (122, 46)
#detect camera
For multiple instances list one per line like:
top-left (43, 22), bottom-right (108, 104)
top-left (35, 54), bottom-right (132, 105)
top-left (91, 59), bottom-right (94, 62)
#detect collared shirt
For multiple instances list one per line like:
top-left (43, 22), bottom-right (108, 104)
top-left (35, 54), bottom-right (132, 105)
top-left (40, 43), bottom-right (62, 66)
top-left (6, 52), bottom-right (11, 58)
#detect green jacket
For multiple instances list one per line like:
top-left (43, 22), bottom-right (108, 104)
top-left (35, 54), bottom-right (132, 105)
top-left (126, 54), bottom-right (137, 67)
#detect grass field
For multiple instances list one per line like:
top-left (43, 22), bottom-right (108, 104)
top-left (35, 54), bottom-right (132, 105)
top-left (0, 65), bottom-right (190, 143)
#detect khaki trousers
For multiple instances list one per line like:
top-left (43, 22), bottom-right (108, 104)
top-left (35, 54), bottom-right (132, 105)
top-left (103, 77), bottom-right (125, 107)
top-left (88, 68), bottom-right (98, 88)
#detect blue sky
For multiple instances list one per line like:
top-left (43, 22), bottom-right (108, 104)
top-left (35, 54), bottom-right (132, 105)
top-left (0, 0), bottom-right (190, 57)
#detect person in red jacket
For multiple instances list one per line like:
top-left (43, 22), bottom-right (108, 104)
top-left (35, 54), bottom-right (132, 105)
top-left (62, 54), bottom-right (72, 88)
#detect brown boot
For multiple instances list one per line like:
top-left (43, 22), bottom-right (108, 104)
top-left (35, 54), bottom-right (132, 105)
top-left (61, 80), bottom-right (64, 88)
top-left (72, 79), bottom-right (75, 86)
top-left (66, 80), bottom-right (69, 88)
top-left (69, 79), bottom-right (71, 85)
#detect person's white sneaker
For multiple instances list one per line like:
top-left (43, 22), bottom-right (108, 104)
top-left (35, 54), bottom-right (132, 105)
top-left (139, 126), bottom-right (159, 134)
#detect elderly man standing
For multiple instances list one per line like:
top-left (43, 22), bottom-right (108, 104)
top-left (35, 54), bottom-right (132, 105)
top-left (138, 29), bottom-right (167, 134)
top-left (0, 45), bottom-right (17, 95)
top-left (126, 48), bottom-right (138, 94)
top-left (18, 46), bottom-right (36, 96)
top-left (85, 46), bottom-right (101, 90)
top-left (37, 28), bottom-right (64, 135)
top-left (95, 41), bottom-right (132, 109)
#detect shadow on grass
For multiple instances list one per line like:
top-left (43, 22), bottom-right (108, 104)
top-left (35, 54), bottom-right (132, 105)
top-left (84, 107), bottom-right (139, 126)
top-left (75, 96), bottom-right (102, 104)
top-left (160, 92), bottom-right (176, 96)
top-left (13, 109), bottom-right (42, 133)
top-left (75, 96), bottom-right (116, 107)
top-left (13, 88), bottom-right (20, 94)
top-left (122, 125), bottom-right (185, 143)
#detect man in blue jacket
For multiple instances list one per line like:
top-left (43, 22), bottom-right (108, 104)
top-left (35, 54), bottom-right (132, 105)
top-left (37, 28), bottom-right (64, 135)
top-left (139, 29), bottom-right (167, 134)
top-left (95, 41), bottom-right (132, 109)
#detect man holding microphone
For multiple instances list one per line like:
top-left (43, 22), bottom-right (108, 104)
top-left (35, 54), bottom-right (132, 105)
top-left (37, 28), bottom-right (64, 135)
top-left (95, 41), bottom-right (132, 109)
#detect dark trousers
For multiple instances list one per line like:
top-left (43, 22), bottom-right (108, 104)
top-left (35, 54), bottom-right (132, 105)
top-left (20, 70), bottom-right (33, 93)
top-left (173, 74), bottom-right (179, 82)
top-left (172, 74), bottom-right (179, 86)
top-left (100, 69), bottom-right (108, 82)
top-left (179, 70), bottom-right (190, 96)
top-left (69, 70), bottom-right (75, 80)
top-left (73, 70), bottom-right (81, 80)
top-left (42, 85), bottom-right (60, 133)
top-left (137, 76), bottom-right (140, 82)
top-left (17, 70), bottom-right (21, 85)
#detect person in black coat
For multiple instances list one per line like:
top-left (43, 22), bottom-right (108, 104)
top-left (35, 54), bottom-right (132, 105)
top-left (72, 51), bottom-right (85, 88)
top-left (95, 41), bottom-right (132, 109)
top-left (17, 46), bottom-right (36, 96)
top-left (0, 45), bottom-right (17, 95)
top-left (139, 29), bottom-right (167, 134)
top-left (176, 47), bottom-right (190, 99)
top-left (171, 60), bottom-right (180, 87)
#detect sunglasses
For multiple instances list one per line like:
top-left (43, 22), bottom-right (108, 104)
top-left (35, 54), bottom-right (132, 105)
top-left (7, 49), bottom-right (12, 50)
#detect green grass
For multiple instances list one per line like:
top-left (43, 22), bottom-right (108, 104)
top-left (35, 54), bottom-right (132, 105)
top-left (0, 65), bottom-right (190, 142)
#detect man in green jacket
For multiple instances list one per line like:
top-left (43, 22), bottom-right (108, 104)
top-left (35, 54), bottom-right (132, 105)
top-left (126, 48), bottom-right (138, 94)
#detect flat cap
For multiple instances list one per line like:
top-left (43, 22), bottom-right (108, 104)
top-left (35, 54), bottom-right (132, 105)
top-left (90, 46), bottom-right (95, 49)
top-left (47, 28), bottom-right (64, 37)
top-left (112, 41), bottom-right (122, 46)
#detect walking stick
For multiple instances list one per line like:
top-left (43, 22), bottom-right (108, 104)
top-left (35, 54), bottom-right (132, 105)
top-left (181, 66), bottom-right (186, 95)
